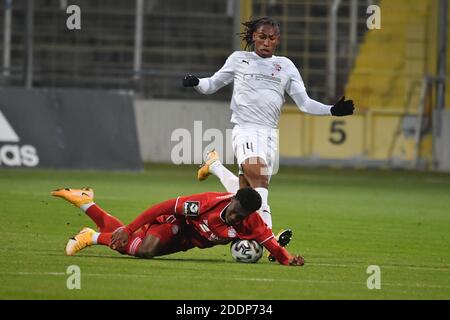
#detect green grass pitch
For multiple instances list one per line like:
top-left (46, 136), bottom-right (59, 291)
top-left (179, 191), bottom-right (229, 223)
top-left (1, 164), bottom-right (449, 299)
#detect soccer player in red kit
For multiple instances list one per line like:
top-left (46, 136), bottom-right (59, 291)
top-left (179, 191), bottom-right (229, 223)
top-left (51, 187), bottom-right (304, 266)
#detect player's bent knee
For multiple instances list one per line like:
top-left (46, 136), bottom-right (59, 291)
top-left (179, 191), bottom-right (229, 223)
top-left (136, 246), bottom-right (156, 259)
top-left (136, 235), bottom-right (160, 259)
top-left (138, 251), bottom-right (155, 259)
top-left (241, 160), bottom-right (270, 188)
top-left (243, 169), bottom-right (269, 188)
top-left (253, 176), bottom-right (269, 188)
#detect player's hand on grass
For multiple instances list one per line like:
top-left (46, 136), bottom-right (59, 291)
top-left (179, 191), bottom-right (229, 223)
top-left (289, 255), bottom-right (305, 266)
top-left (110, 227), bottom-right (130, 250)
top-left (331, 96), bottom-right (354, 116)
top-left (182, 74), bottom-right (199, 87)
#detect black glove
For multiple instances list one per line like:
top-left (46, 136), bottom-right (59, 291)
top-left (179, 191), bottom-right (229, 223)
top-left (331, 96), bottom-right (354, 116)
top-left (182, 74), bottom-right (199, 87)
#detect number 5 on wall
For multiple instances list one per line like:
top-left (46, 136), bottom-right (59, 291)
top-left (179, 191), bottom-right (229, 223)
top-left (329, 120), bottom-right (347, 145)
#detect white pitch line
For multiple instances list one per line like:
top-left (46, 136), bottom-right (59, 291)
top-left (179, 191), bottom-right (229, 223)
top-left (309, 263), bottom-right (450, 272)
top-left (236, 278), bottom-right (450, 289)
top-left (2, 272), bottom-right (450, 290)
top-left (2, 272), bottom-right (66, 276)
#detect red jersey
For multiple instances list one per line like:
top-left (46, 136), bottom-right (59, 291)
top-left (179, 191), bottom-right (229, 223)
top-left (125, 192), bottom-right (293, 265)
top-left (173, 192), bottom-right (275, 246)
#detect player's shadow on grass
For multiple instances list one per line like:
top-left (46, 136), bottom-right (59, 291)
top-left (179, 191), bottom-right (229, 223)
top-left (42, 250), bottom-right (256, 265)
top-left (68, 253), bottom-right (239, 264)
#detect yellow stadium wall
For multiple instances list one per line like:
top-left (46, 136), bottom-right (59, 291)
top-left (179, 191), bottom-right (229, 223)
top-left (279, 0), bottom-right (447, 167)
top-left (279, 107), bottom-right (421, 165)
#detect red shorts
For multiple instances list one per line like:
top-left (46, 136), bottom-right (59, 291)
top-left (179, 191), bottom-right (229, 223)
top-left (143, 215), bottom-right (196, 255)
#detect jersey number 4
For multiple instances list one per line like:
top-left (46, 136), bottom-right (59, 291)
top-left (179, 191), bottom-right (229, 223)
top-left (242, 142), bottom-right (254, 155)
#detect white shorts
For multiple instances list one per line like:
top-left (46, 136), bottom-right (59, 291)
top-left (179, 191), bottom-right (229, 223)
top-left (231, 125), bottom-right (279, 176)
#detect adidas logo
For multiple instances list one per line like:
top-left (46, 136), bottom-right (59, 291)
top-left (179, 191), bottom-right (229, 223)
top-left (0, 110), bottom-right (39, 167)
top-left (0, 110), bottom-right (19, 142)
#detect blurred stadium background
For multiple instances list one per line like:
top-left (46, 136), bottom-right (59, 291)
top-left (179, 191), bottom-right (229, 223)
top-left (0, 0), bottom-right (449, 171)
top-left (1, 0), bottom-right (450, 300)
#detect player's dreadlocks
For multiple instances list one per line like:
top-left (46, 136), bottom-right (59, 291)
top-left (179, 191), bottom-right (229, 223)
top-left (239, 16), bottom-right (280, 50)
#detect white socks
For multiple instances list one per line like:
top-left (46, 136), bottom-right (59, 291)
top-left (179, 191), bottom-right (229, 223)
top-left (258, 204), bottom-right (272, 229)
top-left (255, 187), bottom-right (272, 229)
top-left (209, 162), bottom-right (273, 229)
top-left (80, 202), bottom-right (95, 212)
top-left (92, 232), bottom-right (100, 244)
top-left (209, 161), bottom-right (239, 194)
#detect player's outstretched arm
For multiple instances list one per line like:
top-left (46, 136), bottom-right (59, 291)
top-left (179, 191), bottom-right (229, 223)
top-left (182, 72), bottom-right (232, 95)
top-left (110, 198), bottom-right (178, 250)
top-left (263, 237), bottom-right (305, 266)
top-left (182, 52), bottom-right (235, 95)
top-left (330, 96), bottom-right (355, 116)
top-left (182, 74), bottom-right (199, 87)
top-left (289, 255), bottom-right (305, 266)
top-left (287, 65), bottom-right (355, 117)
top-left (110, 227), bottom-right (129, 250)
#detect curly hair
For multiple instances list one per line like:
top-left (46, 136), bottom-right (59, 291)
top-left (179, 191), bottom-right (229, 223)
top-left (239, 16), bottom-right (280, 50)
top-left (235, 187), bottom-right (262, 213)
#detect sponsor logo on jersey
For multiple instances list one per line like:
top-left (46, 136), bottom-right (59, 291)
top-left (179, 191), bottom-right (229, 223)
top-left (242, 59), bottom-right (250, 65)
top-left (0, 110), bottom-right (39, 167)
top-left (165, 215), bottom-right (177, 223)
top-left (243, 73), bottom-right (281, 84)
top-left (183, 201), bottom-right (200, 217)
top-left (273, 63), bottom-right (282, 71)
top-left (199, 221), bottom-right (210, 232)
top-left (171, 225), bottom-right (179, 235)
top-left (208, 233), bottom-right (229, 244)
top-left (227, 227), bottom-right (237, 238)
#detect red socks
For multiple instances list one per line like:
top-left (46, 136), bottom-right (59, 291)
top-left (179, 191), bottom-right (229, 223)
top-left (97, 233), bottom-right (112, 246)
top-left (85, 204), bottom-right (124, 233)
top-left (83, 204), bottom-right (143, 256)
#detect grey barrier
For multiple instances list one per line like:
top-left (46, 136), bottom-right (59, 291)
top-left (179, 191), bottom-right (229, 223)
top-left (134, 99), bottom-right (233, 164)
top-left (0, 87), bottom-right (142, 171)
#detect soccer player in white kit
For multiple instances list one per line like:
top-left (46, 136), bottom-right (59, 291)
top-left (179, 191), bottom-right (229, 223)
top-left (183, 17), bottom-right (354, 259)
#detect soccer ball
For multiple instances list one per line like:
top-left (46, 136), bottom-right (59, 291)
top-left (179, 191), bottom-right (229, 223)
top-left (230, 239), bottom-right (263, 263)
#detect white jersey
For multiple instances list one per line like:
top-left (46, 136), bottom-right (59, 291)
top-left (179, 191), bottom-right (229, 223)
top-left (195, 51), bottom-right (332, 128)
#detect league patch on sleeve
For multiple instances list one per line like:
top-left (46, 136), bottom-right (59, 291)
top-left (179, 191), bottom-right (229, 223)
top-left (183, 201), bottom-right (200, 217)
